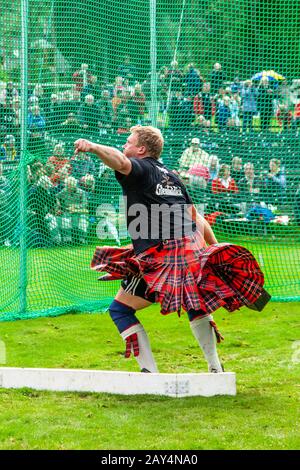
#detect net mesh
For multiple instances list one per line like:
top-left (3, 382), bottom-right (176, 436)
top-left (0, 0), bottom-right (300, 321)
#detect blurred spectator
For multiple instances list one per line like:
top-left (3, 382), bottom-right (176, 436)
top-left (166, 60), bottom-right (184, 93)
top-left (82, 75), bottom-right (101, 102)
top-left (52, 164), bottom-right (72, 192)
top-left (178, 137), bottom-right (210, 180)
top-left (276, 103), bottom-right (292, 131)
top-left (194, 82), bottom-right (213, 127)
top-left (79, 173), bottom-right (95, 192)
top-left (217, 96), bottom-right (231, 132)
top-left (44, 162), bottom-right (55, 180)
top-left (0, 135), bottom-right (17, 161)
top-left (126, 94), bottom-right (140, 125)
top-left (30, 84), bottom-right (47, 113)
top-left (12, 96), bottom-right (21, 131)
top-left (117, 116), bottom-right (132, 135)
top-left (79, 94), bottom-right (100, 130)
top-left (114, 94), bottom-right (130, 130)
top-left (193, 92), bottom-right (204, 118)
top-left (158, 66), bottom-right (169, 91)
top-left (0, 97), bottom-right (17, 135)
top-left (0, 82), bottom-right (19, 107)
top-left (60, 90), bottom-right (79, 121)
top-left (123, 79), bottom-right (134, 97)
top-left (71, 88), bottom-right (82, 106)
top-left (207, 155), bottom-right (220, 181)
top-left (117, 56), bottom-right (137, 85)
top-left (212, 164), bottom-right (239, 194)
top-left (27, 161), bottom-right (45, 185)
top-left (168, 91), bottom-right (182, 130)
top-left (47, 143), bottom-right (69, 174)
top-left (28, 95), bottom-right (39, 109)
top-left (214, 87), bottom-right (226, 124)
top-left (98, 89), bottom-right (113, 132)
top-left (27, 105), bottom-right (46, 157)
top-left (177, 94), bottom-right (195, 130)
top-left (132, 83), bottom-right (145, 123)
top-left (231, 75), bottom-right (242, 94)
top-left (61, 113), bottom-right (82, 133)
top-left (112, 89), bottom-right (123, 122)
top-left (56, 176), bottom-right (89, 244)
top-left (47, 93), bottom-right (62, 132)
top-left (230, 157), bottom-right (243, 182)
top-left (28, 175), bottom-right (61, 246)
top-left (70, 151), bottom-right (96, 179)
top-left (194, 114), bottom-right (211, 132)
top-left (187, 164), bottom-right (210, 191)
top-left (142, 72), bottom-right (152, 114)
top-left (229, 93), bottom-right (241, 129)
top-left (241, 80), bottom-right (258, 133)
top-left (0, 162), bottom-right (10, 192)
top-left (263, 158), bottom-right (286, 205)
top-left (184, 64), bottom-right (203, 98)
top-left (257, 77), bottom-right (275, 132)
top-left (158, 67), bottom-right (169, 112)
top-left (237, 162), bottom-right (261, 197)
top-left (279, 79), bottom-right (293, 109)
top-left (113, 76), bottom-right (125, 96)
top-left (210, 63), bottom-right (226, 96)
top-left (79, 174), bottom-right (99, 218)
top-left (72, 63), bottom-right (92, 93)
top-left (292, 101), bottom-right (300, 131)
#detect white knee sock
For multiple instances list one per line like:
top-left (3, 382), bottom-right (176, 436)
top-left (190, 315), bottom-right (223, 372)
top-left (121, 324), bottom-right (158, 373)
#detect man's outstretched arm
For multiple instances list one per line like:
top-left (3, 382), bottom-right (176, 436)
top-left (74, 139), bottom-right (132, 174)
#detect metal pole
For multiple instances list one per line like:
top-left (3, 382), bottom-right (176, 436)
top-left (38, 0), bottom-right (56, 83)
top-left (149, 0), bottom-right (158, 127)
top-left (162, 0), bottom-right (186, 129)
top-left (20, 0), bottom-right (29, 315)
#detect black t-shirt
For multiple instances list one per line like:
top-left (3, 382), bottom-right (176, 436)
top-left (115, 157), bottom-right (196, 254)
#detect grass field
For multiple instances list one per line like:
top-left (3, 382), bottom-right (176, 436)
top-left (0, 301), bottom-right (299, 450)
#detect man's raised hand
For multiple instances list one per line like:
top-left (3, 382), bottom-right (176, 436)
top-left (74, 139), bottom-right (94, 154)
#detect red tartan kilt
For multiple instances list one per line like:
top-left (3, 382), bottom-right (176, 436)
top-left (91, 232), bottom-right (264, 315)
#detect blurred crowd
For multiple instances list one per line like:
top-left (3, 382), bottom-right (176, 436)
top-left (0, 57), bottom-right (300, 247)
top-left (0, 133), bottom-right (298, 248)
top-left (2, 59), bottom-right (300, 154)
top-left (0, 142), bottom-right (123, 247)
top-left (177, 137), bottom-right (289, 217)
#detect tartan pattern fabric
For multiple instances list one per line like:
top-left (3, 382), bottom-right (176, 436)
top-left (209, 320), bottom-right (225, 343)
top-left (125, 333), bottom-right (139, 358)
top-left (91, 232), bottom-right (265, 316)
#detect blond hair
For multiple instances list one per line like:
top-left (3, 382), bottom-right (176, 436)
top-left (244, 162), bottom-right (254, 171)
top-left (218, 164), bottom-right (230, 179)
top-left (130, 125), bottom-right (164, 159)
top-left (270, 158), bottom-right (280, 167)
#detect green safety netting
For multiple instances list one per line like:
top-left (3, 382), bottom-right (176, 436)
top-left (0, 0), bottom-right (299, 321)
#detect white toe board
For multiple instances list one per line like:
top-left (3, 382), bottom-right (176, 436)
top-left (0, 368), bottom-right (236, 397)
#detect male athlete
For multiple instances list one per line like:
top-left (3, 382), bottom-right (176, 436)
top-left (74, 126), bottom-right (267, 373)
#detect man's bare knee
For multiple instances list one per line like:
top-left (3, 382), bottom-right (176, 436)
top-left (115, 288), bottom-right (153, 311)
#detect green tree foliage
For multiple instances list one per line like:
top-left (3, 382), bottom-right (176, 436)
top-left (1, 0), bottom-right (300, 82)
top-left (53, 0), bottom-right (150, 82)
top-left (52, 0), bottom-right (300, 81)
